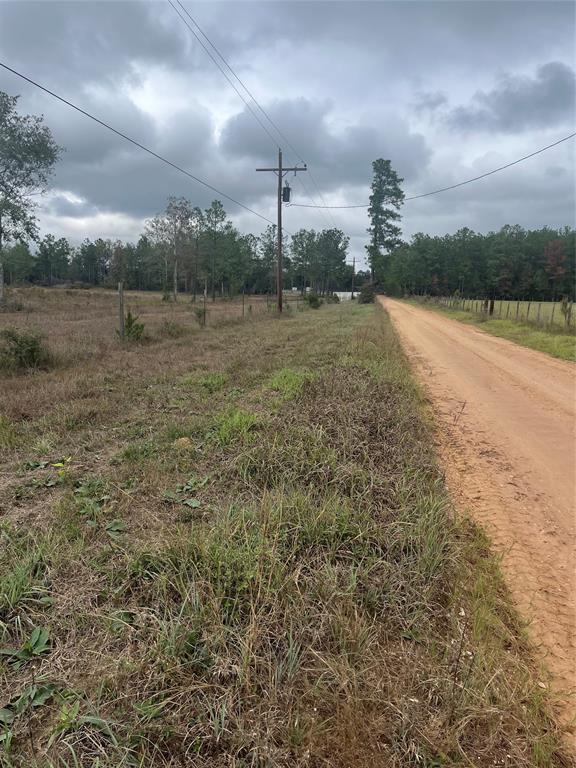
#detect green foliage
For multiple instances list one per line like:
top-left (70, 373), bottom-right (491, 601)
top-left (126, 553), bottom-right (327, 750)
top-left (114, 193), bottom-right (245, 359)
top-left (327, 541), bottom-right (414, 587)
top-left (194, 306), bottom-right (207, 327)
top-left (268, 367), bottom-right (313, 399)
top-left (121, 309), bottom-right (145, 341)
top-left (366, 158), bottom-right (405, 284)
top-left (305, 291), bottom-right (322, 309)
top-left (358, 282), bottom-right (376, 304)
top-left (0, 327), bottom-right (52, 371)
top-left (214, 407), bottom-right (259, 446)
top-left (389, 225), bottom-right (575, 301)
top-left (290, 228), bottom-right (351, 295)
top-left (0, 91), bottom-right (62, 302)
top-left (0, 626), bottom-right (51, 668)
top-left (198, 371), bottom-right (228, 393)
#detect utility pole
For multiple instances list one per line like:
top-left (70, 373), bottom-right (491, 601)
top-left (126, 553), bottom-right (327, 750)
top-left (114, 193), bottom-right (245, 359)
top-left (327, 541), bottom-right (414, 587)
top-left (351, 256), bottom-right (356, 299)
top-left (256, 149), bottom-right (306, 312)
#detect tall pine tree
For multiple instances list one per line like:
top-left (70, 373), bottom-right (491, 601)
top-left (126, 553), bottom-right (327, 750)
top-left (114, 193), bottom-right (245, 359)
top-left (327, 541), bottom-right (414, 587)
top-left (366, 159), bottom-right (404, 287)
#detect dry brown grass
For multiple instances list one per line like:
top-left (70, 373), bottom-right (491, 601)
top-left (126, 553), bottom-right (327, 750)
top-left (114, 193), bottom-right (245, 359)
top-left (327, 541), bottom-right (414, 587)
top-left (0, 290), bottom-right (572, 767)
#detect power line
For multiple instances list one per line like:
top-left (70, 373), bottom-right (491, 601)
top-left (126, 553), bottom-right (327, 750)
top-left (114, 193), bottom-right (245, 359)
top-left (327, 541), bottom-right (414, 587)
top-left (167, 0), bottom-right (280, 153)
top-left (170, 0), bottom-right (338, 229)
top-left (0, 61), bottom-right (278, 227)
top-left (289, 132), bottom-right (576, 208)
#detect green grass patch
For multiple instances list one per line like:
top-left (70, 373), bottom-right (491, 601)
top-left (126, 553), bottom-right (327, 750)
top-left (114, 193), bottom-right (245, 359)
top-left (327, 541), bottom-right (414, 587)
top-left (267, 366), bottom-right (314, 399)
top-left (213, 406), bottom-right (259, 446)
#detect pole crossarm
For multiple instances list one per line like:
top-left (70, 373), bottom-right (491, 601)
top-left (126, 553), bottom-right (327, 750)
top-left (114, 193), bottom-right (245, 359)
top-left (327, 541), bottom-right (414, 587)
top-left (256, 165), bottom-right (307, 174)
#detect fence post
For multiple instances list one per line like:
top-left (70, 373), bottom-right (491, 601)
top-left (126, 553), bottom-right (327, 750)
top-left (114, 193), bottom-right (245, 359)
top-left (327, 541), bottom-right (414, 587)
top-left (506, 302), bottom-right (510, 319)
top-left (515, 300), bottom-right (520, 320)
top-left (118, 281), bottom-right (125, 341)
top-left (526, 301), bottom-right (531, 322)
top-left (537, 303), bottom-right (541, 326)
top-left (550, 302), bottom-right (556, 328)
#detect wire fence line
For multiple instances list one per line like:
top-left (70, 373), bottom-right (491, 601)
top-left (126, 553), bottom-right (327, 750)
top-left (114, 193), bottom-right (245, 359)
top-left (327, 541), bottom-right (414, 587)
top-left (413, 295), bottom-right (575, 330)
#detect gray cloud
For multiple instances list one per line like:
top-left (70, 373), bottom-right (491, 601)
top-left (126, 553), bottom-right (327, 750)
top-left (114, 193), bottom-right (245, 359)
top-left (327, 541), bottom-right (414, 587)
top-left (413, 92), bottom-right (448, 114)
top-left (0, 0), bottom-right (574, 265)
top-left (448, 62), bottom-right (576, 132)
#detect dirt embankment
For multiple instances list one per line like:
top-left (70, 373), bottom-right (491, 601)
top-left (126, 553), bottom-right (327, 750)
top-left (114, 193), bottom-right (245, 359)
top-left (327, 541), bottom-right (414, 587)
top-left (382, 298), bottom-right (576, 726)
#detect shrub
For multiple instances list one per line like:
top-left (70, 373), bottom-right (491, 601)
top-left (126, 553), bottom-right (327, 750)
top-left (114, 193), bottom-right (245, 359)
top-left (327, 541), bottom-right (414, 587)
top-left (118, 310), bottom-right (145, 341)
top-left (160, 320), bottom-right (187, 338)
top-left (305, 291), bottom-right (322, 309)
top-left (358, 283), bottom-right (376, 304)
top-left (324, 293), bottom-right (340, 304)
top-left (194, 307), bottom-right (207, 327)
top-left (0, 328), bottom-right (52, 372)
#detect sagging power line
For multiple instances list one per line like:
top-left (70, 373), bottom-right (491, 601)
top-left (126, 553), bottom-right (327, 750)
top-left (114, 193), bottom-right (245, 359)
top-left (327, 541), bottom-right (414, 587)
top-left (169, 0), bottom-right (337, 229)
top-left (289, 132), bottom-right (576, 209)
top-left (0, 61), bottom-right (278, 227)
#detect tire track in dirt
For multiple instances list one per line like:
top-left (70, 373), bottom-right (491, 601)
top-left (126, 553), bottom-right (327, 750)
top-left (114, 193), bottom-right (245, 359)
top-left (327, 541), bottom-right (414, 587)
top-left (382, 298), bottom-right (576, 729)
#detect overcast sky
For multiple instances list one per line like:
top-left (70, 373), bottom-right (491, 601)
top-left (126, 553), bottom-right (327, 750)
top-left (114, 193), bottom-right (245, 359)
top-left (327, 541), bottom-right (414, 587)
top-left (0, 0), bottom-right (574, 266)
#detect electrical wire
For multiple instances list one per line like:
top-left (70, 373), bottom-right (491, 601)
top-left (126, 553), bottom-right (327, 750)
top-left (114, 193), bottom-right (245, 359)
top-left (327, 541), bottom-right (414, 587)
top-left (0, 61), bottom-right (278, 227)
top-left (171, 0), bottom-right (338, 229)
top-left (289, 132), bottom-right (576, 208)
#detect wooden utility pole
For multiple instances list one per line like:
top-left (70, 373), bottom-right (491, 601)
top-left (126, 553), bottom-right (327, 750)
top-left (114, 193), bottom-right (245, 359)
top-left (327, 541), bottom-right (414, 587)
top-left (351, 256), bottom-right (356, 299)
top-left (256, 149), bottom-right (306, 312)
top-left (118, 281), bottom-right (125, 340)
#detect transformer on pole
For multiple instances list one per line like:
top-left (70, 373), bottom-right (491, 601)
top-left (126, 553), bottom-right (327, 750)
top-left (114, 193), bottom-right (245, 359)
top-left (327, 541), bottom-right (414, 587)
top-left (256, 150), bottom-right (307, 312)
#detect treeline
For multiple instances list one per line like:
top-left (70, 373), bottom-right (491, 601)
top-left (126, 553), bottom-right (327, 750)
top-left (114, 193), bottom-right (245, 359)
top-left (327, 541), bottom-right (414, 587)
top-left (386, 225), bottom-right (575, 300)
top-left (1, 196), bottom-right (364, 298)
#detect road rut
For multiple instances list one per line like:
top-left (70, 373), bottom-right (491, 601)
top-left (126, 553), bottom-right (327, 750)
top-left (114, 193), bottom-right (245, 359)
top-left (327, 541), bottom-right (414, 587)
top-left (382, 298), bottom-right (575, 725)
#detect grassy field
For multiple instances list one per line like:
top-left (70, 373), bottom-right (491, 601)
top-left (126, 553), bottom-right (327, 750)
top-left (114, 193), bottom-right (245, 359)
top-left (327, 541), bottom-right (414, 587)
top-left (0, 291), bottom-right (571, 766)
top-left (408, 299), bottom-right (576, 362)
top-left (0, 287), bottom-right (293, 369)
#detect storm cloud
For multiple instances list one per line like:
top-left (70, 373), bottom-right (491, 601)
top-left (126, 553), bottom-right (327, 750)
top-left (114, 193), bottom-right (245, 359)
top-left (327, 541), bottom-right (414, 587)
top-left (448, 62), bottom-right (576, 133)
top-left (0, 0), bottom-right (574, 262)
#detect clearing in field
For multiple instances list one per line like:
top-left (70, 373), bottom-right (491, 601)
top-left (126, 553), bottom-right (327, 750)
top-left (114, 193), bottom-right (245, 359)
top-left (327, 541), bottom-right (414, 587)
top-left (0, 291), bottom-right (571, 767)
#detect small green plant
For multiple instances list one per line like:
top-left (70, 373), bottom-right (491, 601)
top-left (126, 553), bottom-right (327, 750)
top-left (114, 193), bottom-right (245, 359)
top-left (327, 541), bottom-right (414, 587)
top-left (48, 695), bottom-right (117, 747)
top-left (0, 626), bottom-right (51, 668)
top-left (105, 519), bottom-right (127, 539)
top-left (198, 371), bottom-right (228, 393)
top-left (214, 407), bottom-right (259, 446)
top-left (122, 309), bottom-right (145, 341)
top-left (194, 306), bottom-right (207, 327)
top-left (0, 682), bottom-right (57, 749)
top-left (0, 328), bottom-right (52, 372)
top-left (357, 283), bottom-right (376, 304)
top-left (268, 367), bottom-right (313, 399)
top-left (160, 320), bottom-right (186, 338)
top-left (163, 475), bottom-right (209, 508)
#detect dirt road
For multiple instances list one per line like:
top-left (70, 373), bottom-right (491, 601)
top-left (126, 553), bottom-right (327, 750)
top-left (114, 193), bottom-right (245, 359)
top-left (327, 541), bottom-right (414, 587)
top-left (382, 298), bottom-right (576, 721)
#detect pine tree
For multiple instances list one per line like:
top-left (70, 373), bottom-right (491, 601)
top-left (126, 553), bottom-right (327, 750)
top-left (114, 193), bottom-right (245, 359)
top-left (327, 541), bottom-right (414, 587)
top-left (366, 159), bottom-right (404, 287)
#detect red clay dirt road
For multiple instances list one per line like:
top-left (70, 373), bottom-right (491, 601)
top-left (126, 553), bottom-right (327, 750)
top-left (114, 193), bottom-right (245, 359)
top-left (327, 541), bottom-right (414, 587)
top-left (382, 298), bottom-right (576, 725)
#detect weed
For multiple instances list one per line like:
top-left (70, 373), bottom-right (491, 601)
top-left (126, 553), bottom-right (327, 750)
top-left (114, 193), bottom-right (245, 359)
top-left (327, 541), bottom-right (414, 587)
top-left (0, 626), bottom-right (51, 668)
top-left (0, 328), bottom-right (52, 372)
top-left (159, 320), bottom-right (187, 338)
top-left (267, 367), bottom-right (313, 399)
top-left (198, 371), bottom-right (228, 393)
top-left (214, 407), bottom-right (259, 446)
top-left (118, 310), bottom-right (145, 341)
